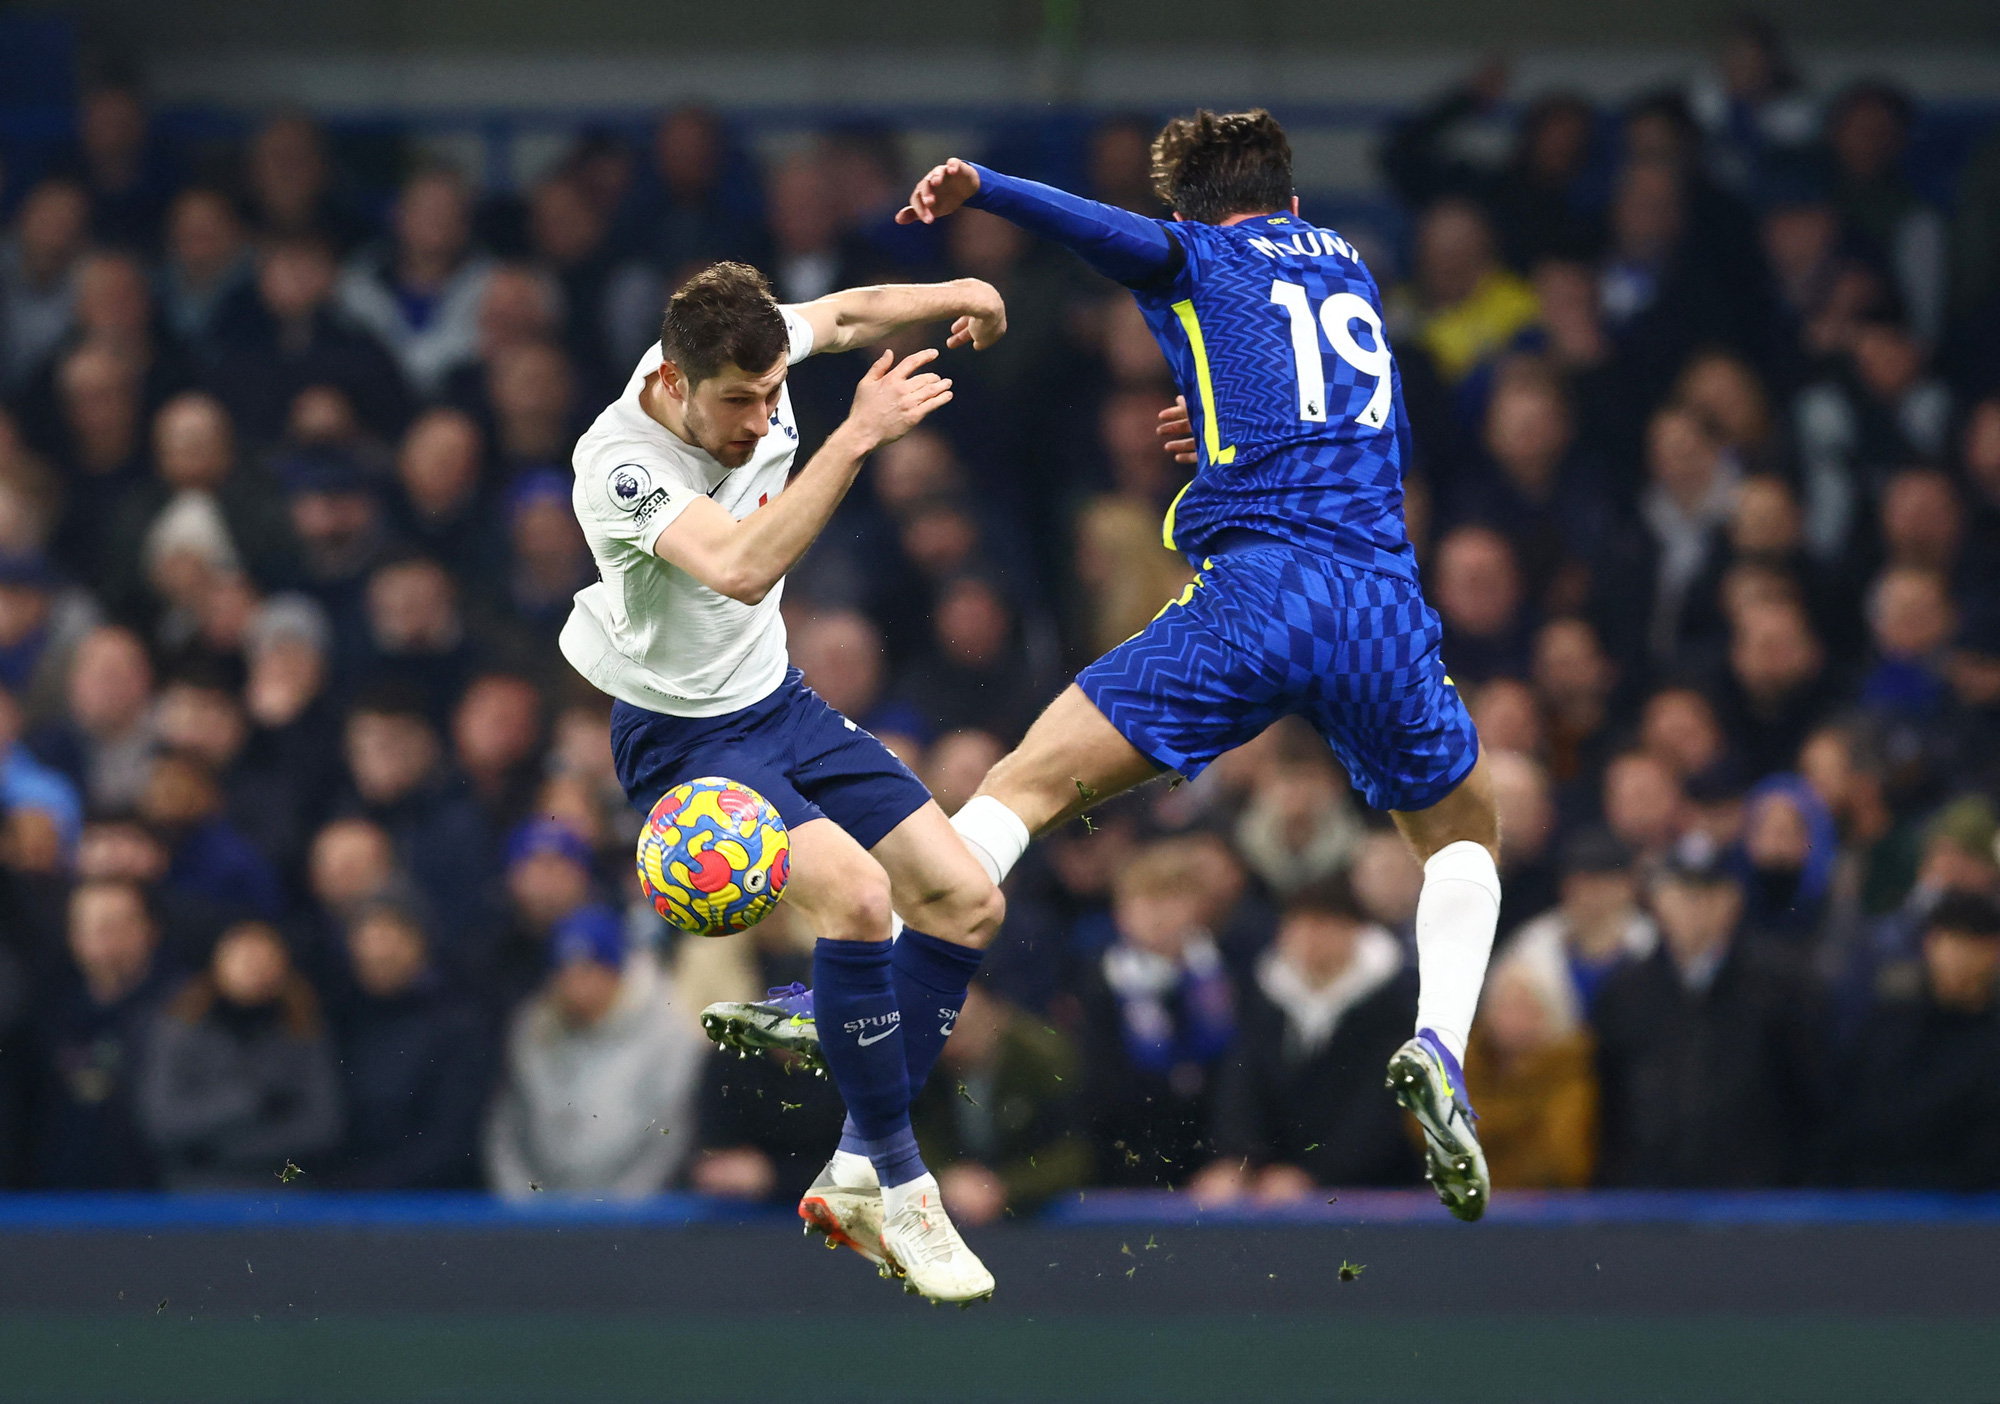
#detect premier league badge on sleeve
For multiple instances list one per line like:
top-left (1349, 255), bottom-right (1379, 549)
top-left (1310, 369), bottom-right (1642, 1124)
top-left (609, 463), bottom-right (654, 511)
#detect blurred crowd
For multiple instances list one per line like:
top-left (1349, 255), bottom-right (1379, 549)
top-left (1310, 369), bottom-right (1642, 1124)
top-left (3, 17), bottom-right (2000, 1214)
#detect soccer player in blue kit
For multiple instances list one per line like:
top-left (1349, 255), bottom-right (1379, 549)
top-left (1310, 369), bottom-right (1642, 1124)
top-left (897, 109), bottom-right (1502, 1220)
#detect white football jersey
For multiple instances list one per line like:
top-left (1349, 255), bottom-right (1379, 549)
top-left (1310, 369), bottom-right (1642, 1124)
top-left (560, 307), bottom-right (816, 717)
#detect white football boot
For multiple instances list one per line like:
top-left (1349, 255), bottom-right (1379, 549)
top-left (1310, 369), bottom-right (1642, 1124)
top-left (878, 1174), bottom-right (996, 1307)
top-left (797, 1155), bottom-right (886, 1266)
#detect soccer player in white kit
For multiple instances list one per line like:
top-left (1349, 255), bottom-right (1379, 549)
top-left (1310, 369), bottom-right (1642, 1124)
top-left (562, 262), bottom-right (1010, 1303)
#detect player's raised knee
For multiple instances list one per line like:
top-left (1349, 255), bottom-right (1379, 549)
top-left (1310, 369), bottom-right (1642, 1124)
top-left (819, 855), bottom-right (896, 942)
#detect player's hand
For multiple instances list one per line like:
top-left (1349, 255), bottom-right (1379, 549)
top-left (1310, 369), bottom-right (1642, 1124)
top-left (896, 157), bottom-right (981, 225)
top-left (945, 278), bottom-right (1008, 350)
top-left (845, 347), bottom-right (953, 449)
top-left (1157, 395), bottom-right (1197, 464)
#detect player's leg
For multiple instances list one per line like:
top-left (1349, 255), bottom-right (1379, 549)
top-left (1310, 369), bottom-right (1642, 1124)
top-left (1391, 750), bottom-right (1502, 1064)
top-left (968, 684), bottom-right (1165, 840)
top-left (783, 814), bottom-right (994, 1301)
top-left (1309, 564), bottom-right (1499, 1223)
top-left (1383, 754), bottom-right (1500, 1221)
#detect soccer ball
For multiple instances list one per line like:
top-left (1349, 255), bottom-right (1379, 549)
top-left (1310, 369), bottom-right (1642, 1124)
top-left (636, 777), bottom-right (790, 936)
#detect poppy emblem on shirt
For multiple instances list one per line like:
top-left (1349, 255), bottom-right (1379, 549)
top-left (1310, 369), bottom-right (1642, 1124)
top-left (609, 463), bottom-right (653, 511)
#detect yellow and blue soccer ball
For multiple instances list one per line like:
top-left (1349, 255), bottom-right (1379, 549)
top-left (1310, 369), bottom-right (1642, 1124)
top-left (636, 777), bottom-right (790, 936)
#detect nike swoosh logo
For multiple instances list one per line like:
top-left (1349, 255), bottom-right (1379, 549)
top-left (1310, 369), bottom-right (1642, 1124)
top-left (856, 1028), bottom-right (897, 1047)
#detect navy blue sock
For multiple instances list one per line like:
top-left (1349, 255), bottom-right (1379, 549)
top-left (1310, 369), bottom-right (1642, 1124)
top-left (838, 930), bottom-right (985, 1158)
top-left (813, 938), bottom-right (925, 1186)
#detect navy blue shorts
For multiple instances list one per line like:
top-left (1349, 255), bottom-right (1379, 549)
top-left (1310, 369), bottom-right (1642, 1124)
top-left (1075, 543), bottom-right (1480, 813)
top-left (611, 669), bottom-right (933, 850)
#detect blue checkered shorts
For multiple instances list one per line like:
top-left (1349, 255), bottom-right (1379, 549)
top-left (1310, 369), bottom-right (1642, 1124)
top-left (1075, 543), bottom-right (1480, 812)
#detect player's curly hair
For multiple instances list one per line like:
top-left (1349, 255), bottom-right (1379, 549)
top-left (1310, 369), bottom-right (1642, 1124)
top-left (1150, 108), bottom-right (1294, 225)
top-left (660, 261), bottom-right (789, 385)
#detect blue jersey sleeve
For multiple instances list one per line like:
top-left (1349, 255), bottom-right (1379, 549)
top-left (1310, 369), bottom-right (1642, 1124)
top-left (963, 165), bottom-right (1183, 288)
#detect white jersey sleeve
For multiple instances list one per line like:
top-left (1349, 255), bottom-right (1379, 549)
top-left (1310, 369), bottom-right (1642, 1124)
top-left (780, 304), bottom-right (817, 365)
top-left (575, 456), bottom-right (700, 550)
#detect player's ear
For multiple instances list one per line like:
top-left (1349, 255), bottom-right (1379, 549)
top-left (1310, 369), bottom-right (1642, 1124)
top-left (1290, 195), bottom-right (1301, 216)
top-left (657, 358), bottom-right (687, 404)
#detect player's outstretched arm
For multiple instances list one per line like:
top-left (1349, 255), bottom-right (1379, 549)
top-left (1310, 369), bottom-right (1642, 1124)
top-left (896, 157), bottom-right (1181, 289)
top-left (792, 278), bottom-right (1007, 355)
top-left (652, 349), bottom-right (951, 605)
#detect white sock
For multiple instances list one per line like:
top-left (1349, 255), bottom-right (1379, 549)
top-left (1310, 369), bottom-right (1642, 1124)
top-left (1413, 840), bottom-right (1502, 1066)
top-left (882, 1170), bottom-right (941, 1220)
top-left (829, 1149), bottom-right (877, 1189)
top-left (950, 795), bottom-right (1032, 886)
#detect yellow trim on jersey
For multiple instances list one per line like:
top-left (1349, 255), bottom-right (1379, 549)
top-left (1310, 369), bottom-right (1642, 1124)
top-left (1161, 480), bottom-right (1191, 551)
top-left (1171, 298), bottom-right (1236, 469)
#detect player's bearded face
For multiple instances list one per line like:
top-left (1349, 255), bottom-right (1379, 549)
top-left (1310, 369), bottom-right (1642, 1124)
top-left (682, 357), bottom-right (789, 469)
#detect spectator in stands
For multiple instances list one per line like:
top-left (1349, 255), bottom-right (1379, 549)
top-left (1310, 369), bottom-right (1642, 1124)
top-left (1602, 747), bottom-right (1687, 870)
top-left (35, 623), bottom-right (156, 812)
top-left (1735, 774), bottom-right (1839, 943)
top-left (68, 78), bottom-right (175, 251)
top-left (484, 905), bottom-right (700, 1198)
top-left (484, 339), bottom-right (578, 476)
top-left (635, 105), bottom-right (767, 275)
top-left (1504, 826), bottom-right (1658, 1018)
top-left (1531, 618), bottom-right (1619, 792)
top-left (1795, 316), bottom-right (1952, 569)
top-left (28, 879), bottom-right (167, 1188)
top-left (0, 178), bottom-right (90, 391)
top-left (1633, 405), bottom-right (1735, 671)
top-left (1448, 354), bottom-right (1612, 615)
top-left (1836, 795), bottom-right (2000, 1032)
top-left (158, 187), bottom-right (254, 355)
top-left (290, 815), bottom-right (403, 994)
top-left (341, 685), bottom-right (492, 970)
top-left (522, 179), bottom-right (622, 393)
top-left (1825, 81), bottom-right (1947, 346)
top-left (1464, 952), bottom-right (1598, 1188)
top-left (1860, 566), bottom-right (1956, 721)
top-left (451, 672), bottom-right (544, 834)
top-left (1392, 197), bottom-right (1539, 388)
top-left (362, 555), bottom-right (473, 720)
top-left (1381, 61), bottom-right (1601, 271)
top-left (213, 232), bottom-right (409, 448)
top-left (1076, 838), bottom-right (1237, 1186)
top-left (1714, 595), bottom-right (1832, 782)
top-left (324, 899), bottom-right (489, 1187)
top-left (440, 261), bottom-right (563, 418)
top-left (0, 546), bottom-right (99, 730)
top-left (1232, 721), bottom-right (1363, 898)
top-left (504, 469), bottom-right (595, 636)
top-left (1, 670), bottom-right (80, 852)
top-left (138, 750), bottom-right (282, 924)
top-left (390, 408), bottom-right (504, 590)
top-left (244, 113), bottom-right (365, 251)
top-left (44, 340), bottom-right (148, 578)
top-left (1197, 877), bottom-right (1420, 1201)
top-left (1488, 749), bottom-right (1560, 932)
top-left (1431, 524), bottom-right (1533, 683)
top-left (1593, 835), bottom-right (1826, 1186)
top-left (493, 817), bottom-right (598, 1008)
top-left (101, 392), bottom-right (287, 621)
top-left (1825, 892), bottom-right (2000, 1188)
top-left (138, 919), bottom-right (342, 1189)
top-left (337, 167), bottom-right (494, 396)
top-left (913, 983), bottom-right (1088, 1224)
top-left (891, 575), bottom-right (1043, 741)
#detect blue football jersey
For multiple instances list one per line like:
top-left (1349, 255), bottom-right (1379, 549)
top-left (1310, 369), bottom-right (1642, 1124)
top-left (1132, 213), bottom-right (1418, 582)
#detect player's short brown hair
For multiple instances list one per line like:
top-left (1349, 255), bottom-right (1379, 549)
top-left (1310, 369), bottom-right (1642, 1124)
top-left (660, 261), bottom-right (789, 386)
top-left (1150, 108), bottom-right (1294, 225)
